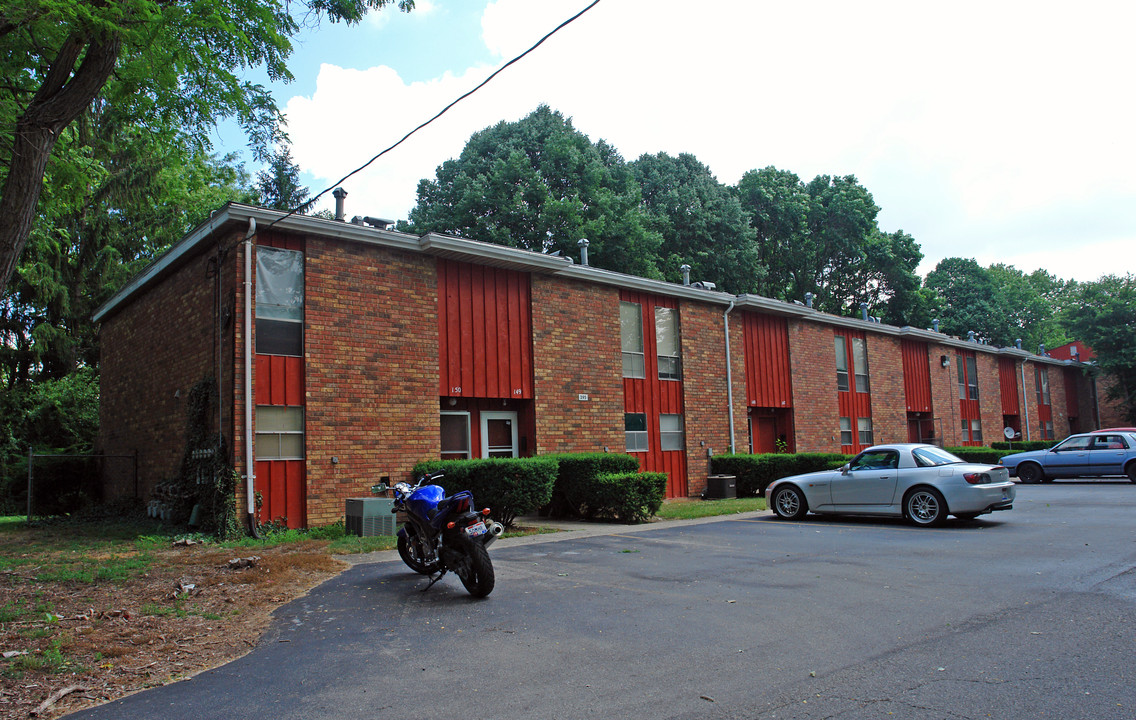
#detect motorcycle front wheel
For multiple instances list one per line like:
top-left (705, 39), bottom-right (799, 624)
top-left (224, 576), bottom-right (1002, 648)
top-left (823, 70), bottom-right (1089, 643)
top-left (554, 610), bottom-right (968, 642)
top-left (397, 533), bottom-right (440, 575)
top-left (452, 533), bottom-right (495, 598)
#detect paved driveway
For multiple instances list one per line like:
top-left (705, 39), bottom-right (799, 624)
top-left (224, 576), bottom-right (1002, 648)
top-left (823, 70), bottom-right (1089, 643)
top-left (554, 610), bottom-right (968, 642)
top-left (73, 481), bottom-right (1136, 720)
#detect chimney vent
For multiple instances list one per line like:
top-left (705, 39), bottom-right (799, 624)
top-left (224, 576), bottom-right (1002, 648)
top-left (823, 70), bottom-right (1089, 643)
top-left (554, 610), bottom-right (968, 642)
top-left (332, 187), bottom-right (348, 221)
top-left (860, 303), bottom-right (869, 322)
top-left (680, 264), bottom-right (691, 286)
top-left (804, 292), bottom-right (814, 308)
top-left (578, 238), bottom-right (590, 267)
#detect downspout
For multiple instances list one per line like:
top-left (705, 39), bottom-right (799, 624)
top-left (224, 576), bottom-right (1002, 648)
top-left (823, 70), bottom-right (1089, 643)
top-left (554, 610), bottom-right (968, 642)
top-left (243, 219), bottom-right (260, 537)
top-left (724, 301), bottom-right (736, 454)
top-left (1021, 360), bottom-right (1032, 441)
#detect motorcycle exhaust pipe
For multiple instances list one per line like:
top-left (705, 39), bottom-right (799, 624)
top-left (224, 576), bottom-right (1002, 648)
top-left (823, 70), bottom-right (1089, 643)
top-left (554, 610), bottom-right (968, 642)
top-left (481, 521), bottom-right (505, 548)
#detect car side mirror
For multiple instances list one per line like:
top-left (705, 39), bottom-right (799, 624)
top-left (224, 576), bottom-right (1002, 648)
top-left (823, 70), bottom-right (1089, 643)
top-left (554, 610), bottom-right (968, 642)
top-left (841, 464), bottom-right (851, 475)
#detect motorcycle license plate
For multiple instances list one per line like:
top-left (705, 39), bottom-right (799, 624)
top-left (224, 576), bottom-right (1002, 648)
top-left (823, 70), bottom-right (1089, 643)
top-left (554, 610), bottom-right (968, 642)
top-left (466, 521), bottom-right (488, 538)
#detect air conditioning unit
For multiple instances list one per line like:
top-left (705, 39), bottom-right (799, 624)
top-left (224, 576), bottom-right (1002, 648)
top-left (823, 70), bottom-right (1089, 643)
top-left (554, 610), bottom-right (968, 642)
top-left (345, 498), bottom-right (397, 537)
top-left (703, 474), bottom-right (737, 499)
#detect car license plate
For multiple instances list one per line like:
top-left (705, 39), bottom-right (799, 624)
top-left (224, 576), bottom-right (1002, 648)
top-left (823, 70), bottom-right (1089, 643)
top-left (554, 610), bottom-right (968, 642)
top-left (466, 521), bottom-right (487, 537)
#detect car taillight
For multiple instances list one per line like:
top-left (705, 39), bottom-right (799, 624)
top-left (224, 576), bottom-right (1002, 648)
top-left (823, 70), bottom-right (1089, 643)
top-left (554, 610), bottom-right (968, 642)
top-left (963, 472), bottom-right (988, 484)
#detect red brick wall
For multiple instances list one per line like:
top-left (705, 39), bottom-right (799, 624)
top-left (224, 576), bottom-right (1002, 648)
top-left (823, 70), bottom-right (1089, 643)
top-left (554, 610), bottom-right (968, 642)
top-left (677, 300), bottom-right (733, 496)
top-left (99, 237), bottom-right (235, 502)
top-left (788, 320), bottom-right (839, 452)
top-left (301, 237), bottom-right (440, 525)
top-left (975, 352), bottom-right (1003, 445)
top-left (530, 276), bottom-right (623, 454)
top-left (1048, 364), bottom-right (1070, 439)
top-left (867, 335), bottom-right (906, 444)
top-left (927, 342), bottom-right (961, 446)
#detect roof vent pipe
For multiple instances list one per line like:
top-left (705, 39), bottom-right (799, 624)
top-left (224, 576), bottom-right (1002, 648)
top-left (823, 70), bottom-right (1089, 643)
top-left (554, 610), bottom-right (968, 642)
top-left (680, 264), bottom-right (691, 286)
top-left (578, 238), bottom-right (590, 267)
top-left (860, 302), bottom-right (869, 322)
top-left (1039, 343), bottom-right (1046, 355)
top-left (805, 292), bottom-right (814, 308)
top-left (968, 330), bottom-right (976, 342)
top-left (933, 318), bottom-right (940, 333)
top-left (1016, 338), bottom-right (1022, 349)
top-left (332, 187), bottom-right (348, 221)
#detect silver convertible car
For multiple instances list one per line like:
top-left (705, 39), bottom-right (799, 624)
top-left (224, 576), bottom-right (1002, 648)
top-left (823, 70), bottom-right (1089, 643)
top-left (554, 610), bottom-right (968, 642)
top-left (767, 444), bottom-right (1016, 527)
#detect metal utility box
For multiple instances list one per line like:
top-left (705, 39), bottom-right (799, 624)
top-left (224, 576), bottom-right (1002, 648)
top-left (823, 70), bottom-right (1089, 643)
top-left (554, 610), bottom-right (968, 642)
top-left (345, 498), bottom-right (397, 537)
top-left (704, 474), bottom-right (737, 499)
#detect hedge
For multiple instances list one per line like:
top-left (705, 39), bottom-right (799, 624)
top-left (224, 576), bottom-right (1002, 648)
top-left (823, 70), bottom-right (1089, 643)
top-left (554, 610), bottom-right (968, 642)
top-left (583, 471), bottom-right (668, 524)
top-left (944, 447), bottom-right (1015, 465)
top-left (411, 457), bottom-right (558, 528)
top-left (991, 441), bottom-right (1055, 452)
top-left (711, 453), bottom-right (849, 497)
top-left (541, 452), bottom-right (641, 519)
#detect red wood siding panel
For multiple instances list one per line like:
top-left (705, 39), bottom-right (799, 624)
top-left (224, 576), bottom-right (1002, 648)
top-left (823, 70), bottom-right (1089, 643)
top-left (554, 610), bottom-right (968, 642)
top-left (255, 460), bottom-right (306, 528)
top-left (901, 340), bottom-right (932, 413)
top-left (742, 312), bottom-right (793, 408)
top-left (835, 330), bottom-right (872, 453)
top-left (999, 358), bottom-right (1020, 415)
top-left (437, 259), bottom-right (533, 399)
top-left (620, 290), bottom-right (686, 497)
top-left (256, 355), bottom-right (304, 406)
top-left (1063, 367), bottom-right (1080, 416)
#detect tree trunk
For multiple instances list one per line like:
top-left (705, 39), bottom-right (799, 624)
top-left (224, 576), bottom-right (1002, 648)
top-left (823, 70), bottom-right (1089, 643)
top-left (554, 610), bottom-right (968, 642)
top-left (0, 32), bottom-right (121, 293)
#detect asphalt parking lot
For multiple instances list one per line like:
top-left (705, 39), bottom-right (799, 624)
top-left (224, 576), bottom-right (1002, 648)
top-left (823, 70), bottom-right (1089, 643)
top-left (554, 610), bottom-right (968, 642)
top-left (74, 480), bottom-right (1135, 720)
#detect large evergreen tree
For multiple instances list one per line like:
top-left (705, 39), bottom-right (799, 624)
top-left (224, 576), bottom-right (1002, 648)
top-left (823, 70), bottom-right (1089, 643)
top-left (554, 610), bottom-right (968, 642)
top-left (403, 106), bottom-right (663, 279)
top-left (630, 152), bottom-right (762, 294)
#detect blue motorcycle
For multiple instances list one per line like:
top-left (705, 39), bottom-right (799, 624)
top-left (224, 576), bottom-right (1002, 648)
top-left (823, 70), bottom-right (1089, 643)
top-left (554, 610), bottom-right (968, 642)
top-left (376, 471), bottom-right (502, 598)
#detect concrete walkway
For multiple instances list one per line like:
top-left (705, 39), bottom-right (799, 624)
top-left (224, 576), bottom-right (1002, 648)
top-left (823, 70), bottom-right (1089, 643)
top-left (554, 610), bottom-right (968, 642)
top-left (340, 507), bottom-right (769, 565)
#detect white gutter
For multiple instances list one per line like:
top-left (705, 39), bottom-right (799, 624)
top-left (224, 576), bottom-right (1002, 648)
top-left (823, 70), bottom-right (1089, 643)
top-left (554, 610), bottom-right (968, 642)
top-left (724, 301), bottom-right (736, 453)
top-left (243, 220), bottom-right (257, 524)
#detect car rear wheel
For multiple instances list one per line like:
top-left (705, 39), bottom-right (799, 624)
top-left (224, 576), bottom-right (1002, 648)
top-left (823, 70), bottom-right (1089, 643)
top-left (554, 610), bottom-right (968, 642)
top-left (1017, 462), bottom-right (1044, 484)
top-left (1127, 462), bottom-right (1136, 483)
top-left (772, 485), bottom-right (808, 521)
top-left (905, 487), bottom-right (947, 527)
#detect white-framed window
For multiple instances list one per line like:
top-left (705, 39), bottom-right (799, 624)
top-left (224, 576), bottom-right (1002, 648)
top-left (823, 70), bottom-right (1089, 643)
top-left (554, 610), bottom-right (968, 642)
top-left (625, 413), bottom-right (648, 452)
top-left (256, 246), bottom-right (303, 356)
top-left (1036, 367), bottom-right (1051, 405)
top-left (1041, 420), bottom-right (1054, 440)
top-left (958, 354), bottom-right (979, 400)
top-left (835, 337), bottom-right (849, 392)
top-left (839, 416), bottom-right (853, 445)
top-left (620, 301), bottom-right (646, 378)
top-left (255, 406), bottom-right (304, 460)
top-left (660, 414), bottom-right (685, 451)
top-left (857, 417), bottom-right (874, 446)
top-left (655, 307), bottom-right (682, 380)
top-left (851, 338), bottom-right (870, 393)
top-left (970, 419), bottom-right (982, 444)
top-left (440, 412), bottom-right (471, 460)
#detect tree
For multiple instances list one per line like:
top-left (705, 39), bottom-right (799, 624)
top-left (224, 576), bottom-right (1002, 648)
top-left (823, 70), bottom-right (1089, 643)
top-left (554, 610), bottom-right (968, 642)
top-left (1063, 274), bottom-right (1136, 423)
top-left (0, 0), bottom-right (414, 295)
top-left (256, 145), bottom-right (311, 212)
top-left (734, 166), bottom-right (810, 299)
top-left (987, 264), bottom-right (1068, 351)
top-left (403, 106), bottom-right (663, 279)
top-left (630, 152), bottom-right (762, 294)
top-left (923, 258), bottom-right (1000, 341)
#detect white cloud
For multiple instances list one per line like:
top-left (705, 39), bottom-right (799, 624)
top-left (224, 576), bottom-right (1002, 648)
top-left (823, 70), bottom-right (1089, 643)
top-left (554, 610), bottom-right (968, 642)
top-left (286, 0), bottom-right (1136, 282)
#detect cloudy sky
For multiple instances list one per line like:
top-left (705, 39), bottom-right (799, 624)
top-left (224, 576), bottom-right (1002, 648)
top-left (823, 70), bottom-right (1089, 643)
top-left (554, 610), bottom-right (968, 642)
top-left (224, 0), bottom-right (1136, 282)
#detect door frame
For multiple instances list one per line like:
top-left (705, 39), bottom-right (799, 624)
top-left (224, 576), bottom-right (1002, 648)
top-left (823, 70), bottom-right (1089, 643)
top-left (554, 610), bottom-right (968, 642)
top-left (480, 410), bottom-right (519, 458)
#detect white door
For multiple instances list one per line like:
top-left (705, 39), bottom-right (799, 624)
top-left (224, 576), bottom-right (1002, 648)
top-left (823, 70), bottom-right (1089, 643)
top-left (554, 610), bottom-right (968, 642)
top-left (481, 411), bottom-right (519, 458)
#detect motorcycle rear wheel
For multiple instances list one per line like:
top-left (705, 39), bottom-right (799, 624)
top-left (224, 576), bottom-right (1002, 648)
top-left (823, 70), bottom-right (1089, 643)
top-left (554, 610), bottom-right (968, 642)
top-left (398, 533), bottom-right (440, 575)
top-left (453, 533), bottom-right (495, 598)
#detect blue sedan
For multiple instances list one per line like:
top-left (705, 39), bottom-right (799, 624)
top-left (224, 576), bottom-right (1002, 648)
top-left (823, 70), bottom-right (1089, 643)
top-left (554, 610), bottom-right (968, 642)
top-left (999, 431), bottom-right (1136, 483)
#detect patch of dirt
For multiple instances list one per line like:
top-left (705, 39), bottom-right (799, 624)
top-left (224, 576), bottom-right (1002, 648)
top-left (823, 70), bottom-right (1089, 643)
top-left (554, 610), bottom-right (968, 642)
top-left (0, 542), bottom-right (347, 719)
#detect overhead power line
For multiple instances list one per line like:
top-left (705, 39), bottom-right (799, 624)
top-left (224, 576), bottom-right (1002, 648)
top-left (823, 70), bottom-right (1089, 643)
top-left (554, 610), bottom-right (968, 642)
top-left (268, 0), bottom-right (604, 230)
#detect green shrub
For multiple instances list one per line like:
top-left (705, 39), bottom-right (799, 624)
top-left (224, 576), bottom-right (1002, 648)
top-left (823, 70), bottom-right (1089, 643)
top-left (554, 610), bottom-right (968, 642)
top-left (991, 441), bottom-right (1054, 452)
top-left (943, 447), bottom-right (1006, 464)
top-left (541, 452), bottom-right (641, 518)
top-left (583, 471), bottom-right (667, 524)
top-left (411, 457), bottom-right (558, 528)
top-left (711, 453), bottom-right (849, 497)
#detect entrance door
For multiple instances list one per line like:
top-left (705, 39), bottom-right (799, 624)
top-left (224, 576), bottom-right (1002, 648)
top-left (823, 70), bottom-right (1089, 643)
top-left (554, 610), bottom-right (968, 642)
top-left (751, 417), bottom-right (777, 453)
top-left (481, 411), bottom-right (518, 458)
